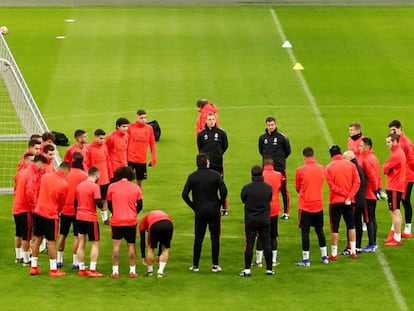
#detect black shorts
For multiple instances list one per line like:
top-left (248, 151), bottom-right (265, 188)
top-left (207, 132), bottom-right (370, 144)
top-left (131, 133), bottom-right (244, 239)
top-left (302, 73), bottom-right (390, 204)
top-left (329, 203), bottom-right (355, 233)
top-left (299, 210), bottom-right (324, 229)
top-left (128, 162), bottom-right (146, 181)
top-left (59, 214), bottom-right (78, 236)
top-left (148, 220), bottom-right (173, 249)
top-left (100, 184), bottom-right (109, 200)
top-left (33, 214), bottom-right (58, 241)
top-left (387, 190), bottom-right (402, 211)
top-left (111, 225), bottom-right (137, 244)
top-left (14, 212), bottom-right (32, 240)
top-left (77, 220), bottom-right (100, 241)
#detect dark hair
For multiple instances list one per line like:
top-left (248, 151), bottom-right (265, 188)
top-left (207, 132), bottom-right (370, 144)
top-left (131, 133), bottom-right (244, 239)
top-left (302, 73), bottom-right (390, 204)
top-left (59, 161), bottom-right (70, 171)
top-left (72, 152), bottom-right (84, 169)
top-left (28, 138), bottom-right (41, 148)
top-left (113, 166), bottom-right (136, 181)
top-left (387, 133), bottom-right (400, 142)
top-left (389, 120), bottom-right (402, 129)
top-left (33, 154), bottom-right (47, 163)
top-left (94, 129), bottom-right (106, 136)
top-left (23, 152), bottom-right (34, 159)
top-left (88, 166), bottom-right (100, 177)
top-left (361, 137), bottom-right (373, 148)
top-left (251, 165), bottom-right (263, 177)
top-left (263, 154), bottom-right (274, 166)
top-left (197, 99), bottom-right (208, 108)
top-left (329, 145), bottom-right (342, 157)
top-left (265, 116), bottom-right (276, 123)
top-left (302, 147), bottom-right (314, 157)
top-left (43, 144), bottom-right (55, 153)
top-left (196, 153), bottom-right (209, 168)
top-left (116, 117), bottom-right (130, 128)
top-left (42, 131), bottom-right (56, 143)
top-left (74, 129), bottom-right (86, 138)
top-left (30, 134), bottom-right (42, 142)
top-left (137, 109), bottom-right (146, 116)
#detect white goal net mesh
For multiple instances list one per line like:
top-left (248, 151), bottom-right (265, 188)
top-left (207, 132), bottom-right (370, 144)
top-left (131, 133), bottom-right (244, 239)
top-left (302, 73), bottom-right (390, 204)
top-left (0, 33), bottom-right (61, 194)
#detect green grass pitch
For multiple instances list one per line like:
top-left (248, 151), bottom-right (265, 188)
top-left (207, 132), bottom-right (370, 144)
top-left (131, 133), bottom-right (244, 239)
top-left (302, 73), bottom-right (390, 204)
top-left (1, 5), bottom-right (414, 310)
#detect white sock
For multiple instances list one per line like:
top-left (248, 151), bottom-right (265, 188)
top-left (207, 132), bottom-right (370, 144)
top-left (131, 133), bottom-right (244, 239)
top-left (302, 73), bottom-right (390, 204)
top-left (147, 265), bottom-right (153, 273)
top-left (404, 223), bottom-right (412, 234)
top-left (244, 268), bottom-right (251, 274)
top-left (102, 210), bottom-right (108, 221)
top-left (320, 246), bottom-right (327, 258)
top-left (50, 259), bottom-right (57, 270)
top-left (40, 238), bottom-right (47, 249)
top-left (23, 251), bottom-right (30, 262)
top-left (331, 245), bottom-right (338, 257)
top-left (158, 262), bottom-right (167, 274)
top-left (73, 254), bottom-right (78, 265)
top-left (272, 250), bottom-right (278, 263)
top-left (79, 262), bottom-right (86, 270)
top-left (57, 251), bottom-right (63, 263)
top-left (350, 241), bottom-right (356, 254)
top-left (90, 261), bottom-right (97, 271)
top-left (302, 251), bottom-right (309, 261)
top-left (112, 265), bottom-right (119, 275)
top-left (256, 250), bottom-right (263, 264)
top-left (130, 265), bottom-right (136, 274)
top-left (31, 257), bottom-right (38, 268)
top-left (394, 232), bottom-right (401, 242)
top-left (15, 247), bottom-right (22, 259)
top-left (391, 224), bottom-right (395, 231)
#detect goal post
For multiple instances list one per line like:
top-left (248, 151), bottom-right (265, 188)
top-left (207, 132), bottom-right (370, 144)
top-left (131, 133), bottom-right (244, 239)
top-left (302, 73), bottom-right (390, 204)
top-left (0, 33), bottom-right (61, 194)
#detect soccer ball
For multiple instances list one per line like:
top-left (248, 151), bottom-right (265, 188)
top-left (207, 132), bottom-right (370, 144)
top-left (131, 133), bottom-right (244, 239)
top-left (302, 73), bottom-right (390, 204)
top-left (0, 26), bottom-right (8, 35)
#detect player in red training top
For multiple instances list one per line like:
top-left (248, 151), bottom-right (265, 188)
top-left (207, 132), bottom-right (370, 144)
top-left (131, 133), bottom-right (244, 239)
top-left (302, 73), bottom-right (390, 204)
top-left (325, 145), bottom-right (360, 261)
top-left (254, 156), bottom-right (282, 267)
top-left (30, 162), bottom-right (69, 277)
top-left (16, 139), bottom-right (41, 173)
top-left (347, 121), bottom-right (364, 164)
top-left (389, 120), bottom-right (414, 238)
top-left (64, 129), bottom-right (90, 171)
top-left (75, 166), bottom-right (104, 277)
top-left (383, 133), bottom-right (407, 247)
top-left (107, 166), bottom-right (143, 278)
top-left (127, 109), bottom-right (156, 188)
top-left (295, 147), bottom-right (328, 266)
top-left (12, 154), bottom-right (46, 265)
top-left (43, 144), bottom-right (56, 173)
top-left (106, 117), bottom-right (130, 176)
top-left (195, 98), bottom-right (219, 135)
top-left (14, 152), bottom-right (34, 190)
top-left (359, 138), bottom-right (382, 253)
top-left (87, 129), bottom-right (112, 225)
top-left (57, 152), bottom-right (88, 269)
top-left (139, 210), bottom-right (173, 278)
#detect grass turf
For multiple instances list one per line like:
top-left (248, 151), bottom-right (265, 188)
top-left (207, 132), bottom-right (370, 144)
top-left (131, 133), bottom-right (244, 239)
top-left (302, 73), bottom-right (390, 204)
top-left (0, 6), bottom-right (414, 310)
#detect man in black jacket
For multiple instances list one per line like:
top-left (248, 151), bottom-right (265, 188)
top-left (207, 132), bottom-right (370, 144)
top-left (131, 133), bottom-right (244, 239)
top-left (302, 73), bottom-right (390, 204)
top-left (182, 153), bottom-right (228, 273)
top-left (239, 165), bottom-right (274, 277)
top-left (258, 116), bottom-right (291, 220)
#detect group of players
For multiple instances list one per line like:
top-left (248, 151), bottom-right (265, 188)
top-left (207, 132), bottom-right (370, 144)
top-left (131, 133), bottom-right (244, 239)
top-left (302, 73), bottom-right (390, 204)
top-left (12, 97), bottom-right (414, 278)
top-left (12, 110), bottom-right (173, 278)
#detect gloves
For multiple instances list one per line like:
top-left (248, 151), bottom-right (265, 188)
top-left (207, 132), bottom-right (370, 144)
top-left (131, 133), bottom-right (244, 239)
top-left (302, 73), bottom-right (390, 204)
top-left (221, 209), bottom-right (228, 216)
top-left (374, 188), bottom-right (382, 200)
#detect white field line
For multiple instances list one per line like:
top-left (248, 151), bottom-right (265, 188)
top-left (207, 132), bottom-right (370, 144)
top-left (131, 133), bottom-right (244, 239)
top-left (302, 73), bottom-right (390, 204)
top-left (270, 9), bottom-right (333, 147)
top-left (270, 8), bottom-right (408, 311)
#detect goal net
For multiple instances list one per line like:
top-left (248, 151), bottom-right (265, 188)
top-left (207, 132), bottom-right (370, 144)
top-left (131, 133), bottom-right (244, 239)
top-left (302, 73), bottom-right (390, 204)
top-left (0, 33), bottom-right (61, 194)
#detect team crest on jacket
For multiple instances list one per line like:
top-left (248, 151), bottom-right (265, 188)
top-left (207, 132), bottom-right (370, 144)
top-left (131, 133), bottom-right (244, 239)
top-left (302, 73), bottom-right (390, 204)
top-left (204, 134), bottom-right (208, 140)
top-left (273, 138), bottom-right (278, 145)
top-left (214, 133), bottom-right (219, 141)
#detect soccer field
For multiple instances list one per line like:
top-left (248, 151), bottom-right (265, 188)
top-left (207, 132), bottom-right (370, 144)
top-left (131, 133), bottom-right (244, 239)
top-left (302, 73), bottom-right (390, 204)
top-left (1, 5), bottom-right (414, 311)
